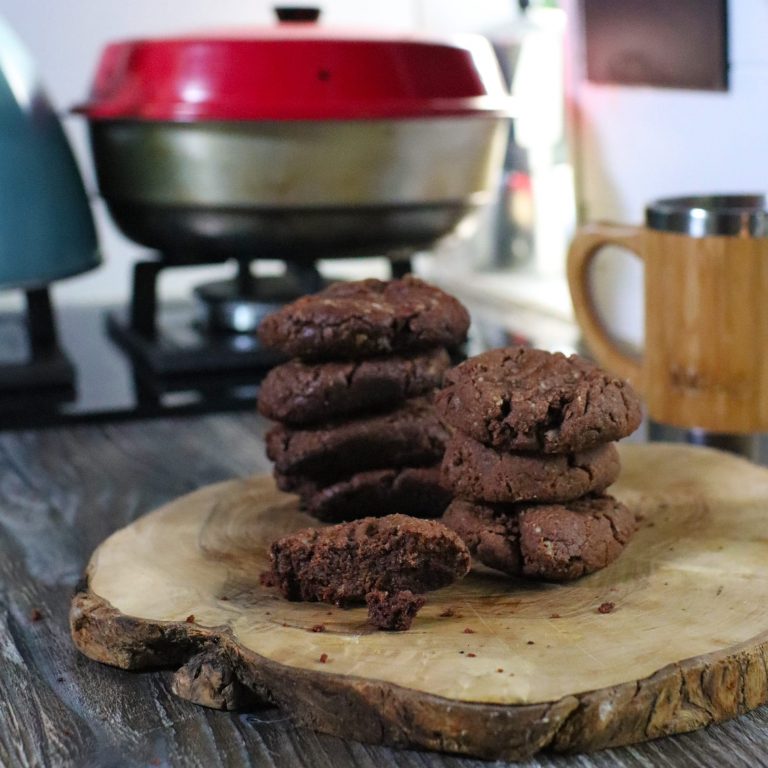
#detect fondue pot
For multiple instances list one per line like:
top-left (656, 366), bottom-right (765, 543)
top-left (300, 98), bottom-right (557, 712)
top-left (76, 8), bottom-right (511, 263)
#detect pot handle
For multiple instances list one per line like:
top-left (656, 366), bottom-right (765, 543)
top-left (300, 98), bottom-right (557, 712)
top-left (567, 223), bottom-right (645, 390)
top-left (275, 7), bottom-right (321, 22)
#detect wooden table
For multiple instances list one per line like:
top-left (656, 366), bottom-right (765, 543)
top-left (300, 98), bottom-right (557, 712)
top-left (2, 413), bottom-right (768, 767)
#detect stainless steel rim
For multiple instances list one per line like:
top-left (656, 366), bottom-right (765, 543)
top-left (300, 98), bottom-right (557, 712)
top-left (645, 194), bottom-right (768, 237)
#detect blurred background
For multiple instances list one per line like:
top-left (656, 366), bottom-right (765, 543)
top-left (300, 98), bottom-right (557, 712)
top-left (2, 0), bottom-right (765, 424)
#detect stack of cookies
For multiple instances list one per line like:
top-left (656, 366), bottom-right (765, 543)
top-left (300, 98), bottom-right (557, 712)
top-left (257, 275), bottom-right (471, 522)
top-left (435, 347), bottom-right (643, 581)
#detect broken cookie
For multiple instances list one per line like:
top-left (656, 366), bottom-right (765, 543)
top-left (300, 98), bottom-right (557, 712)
top-left (268, 514), bottom-right (470, 606)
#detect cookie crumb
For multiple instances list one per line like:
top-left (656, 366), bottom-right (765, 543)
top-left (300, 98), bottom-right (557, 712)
top-left (310, 624), bottom-right (326, 633)
top-left (319, 653), bottom-right (329, 664)
top-left (29, 608), bottom-right (43, 622)
top-left (439, 607), bottom-right (456, 618)
top-left (526, 640), bottom-right (535, 645)
top-left (467, 652), bottom-right (477, 658)
top-left (463, 627), bottom-right (475, 634)
top-left (597, 601), bottom-right (615, 614)
top-left (496, 668), bottom-right (504, 673)
top-left (260, 570), bottom-right (277, 587)
top-left (366, 590), bottom-right (426, 631)
top-left (549, 613), bottom-right (560, 619)
top-left (185, 614), bottom-right (195, 623)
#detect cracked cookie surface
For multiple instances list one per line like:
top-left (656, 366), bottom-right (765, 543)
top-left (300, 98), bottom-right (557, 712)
top-left (435, 347), bottom-right (642, 454)
top-left (440, 435), bottom-right (620, 504)
top-left (442, 495), bottom-right (635, 581)
top-left (258, 347), bottom-right (450, 426)
top-left (258, 275), bottom-right (470, 360)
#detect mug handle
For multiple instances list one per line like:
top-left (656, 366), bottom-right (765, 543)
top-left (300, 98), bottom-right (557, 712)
top-left (566, 223), bottom-right (645, 390)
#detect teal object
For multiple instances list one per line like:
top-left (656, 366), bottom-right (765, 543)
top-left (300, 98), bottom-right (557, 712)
top-left (0, 16), bottom-right (99, 288)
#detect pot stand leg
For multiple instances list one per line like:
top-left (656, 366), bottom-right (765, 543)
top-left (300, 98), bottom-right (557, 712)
top-left (390, 254), bottom-right (414, 279)
top-left (26, 287), bottom-right (60, 356)
top-left (284, 261), bottom-right (324, 294)
top-left (0, 285), bottom-right (76, 399)
top-left (129, 260), bottom-right (163, 338)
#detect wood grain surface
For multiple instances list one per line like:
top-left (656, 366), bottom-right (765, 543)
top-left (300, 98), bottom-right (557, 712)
top-left (73, 441), bottom-right (768, 761)
top-left (3, 415), bottom-right (768, 766)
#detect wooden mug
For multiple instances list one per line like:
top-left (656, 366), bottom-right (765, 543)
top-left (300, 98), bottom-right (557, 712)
top-left (567, 195), bottom-right (768, 434)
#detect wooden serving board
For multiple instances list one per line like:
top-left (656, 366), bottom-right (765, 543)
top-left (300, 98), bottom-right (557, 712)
top-left (71, 444), bottom-right (768, 761)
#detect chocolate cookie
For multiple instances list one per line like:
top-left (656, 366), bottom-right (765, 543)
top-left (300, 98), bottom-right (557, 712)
top-left (268, 514), bottom-right (471, 606)
top-left (435, 347), bottom-right (642, 454)
top-left (366, 589), bottom-right (426, 631)
top-left (440, 435), bottom-right (620, 504)
top-left (266, 397), bottom-right (448, 483)
top-left (442, 495), bottom-right (635, 581)
top-left (281, 465), bottom-right (451, 522)
top-left (258, 275), bottom-right (470, 360)
top-left (258, 347), bottom-right (450, 425)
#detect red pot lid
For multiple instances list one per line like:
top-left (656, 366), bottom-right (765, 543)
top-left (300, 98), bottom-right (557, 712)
top-left (77, 8), bottom-right (510, 121)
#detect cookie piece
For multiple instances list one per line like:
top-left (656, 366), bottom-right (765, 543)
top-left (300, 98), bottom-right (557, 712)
top-left (435, 347), bottom-right (642, 454)
top-left (281, 465), bottom-right (451, 522)
top-left (442, 495), bottom-right (635, 581)
top-left (266, 397), bottom-right (448, 483)
top-left (258, 347), bottom-right (450, 426)
top-left (441, 435), bottom-right (620, 504)
top-left (258, 275), bottom-right (470, 360)
top-left (366, 590), bottom-right (426, 631)
top-left (268, 514), bottom-right (471, 606)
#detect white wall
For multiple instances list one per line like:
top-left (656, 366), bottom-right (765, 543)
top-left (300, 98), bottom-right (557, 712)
top-left (1, 0), bottom-right (517, 306)
top-left (569, 0), bottom-right (768, 223)
top-left (564, 0), bottom-right (768, 347)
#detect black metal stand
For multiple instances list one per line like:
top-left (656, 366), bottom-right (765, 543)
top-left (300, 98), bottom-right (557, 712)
top-left (130, 260), bottom-right (164, 337)
top-left (107, 256), bottom-right (308, 378)
top-left (107, 252), bottom-right (415, 381)
top-left (390, 258), bottom-right (414, 279)
top-left (0, 286), bottom-right (75, 400)
top-left (124, 257), bottom-right (327, 339)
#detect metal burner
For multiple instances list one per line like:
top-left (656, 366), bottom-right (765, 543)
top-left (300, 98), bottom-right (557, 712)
top-left (193, 261), bottom-right (325, 334)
